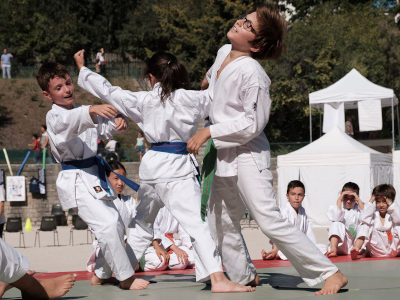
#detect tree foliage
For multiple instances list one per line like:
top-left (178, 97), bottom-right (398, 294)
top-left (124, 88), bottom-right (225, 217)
top-left (1, 0), bottom-right (400, 142)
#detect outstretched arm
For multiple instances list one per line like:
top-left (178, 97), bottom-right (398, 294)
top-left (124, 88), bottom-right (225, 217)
top-left (75, 50), bottom-right (144, 126)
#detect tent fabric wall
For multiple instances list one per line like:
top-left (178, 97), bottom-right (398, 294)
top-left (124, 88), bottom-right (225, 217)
top-left (393, 151), bottom-right (400, 199)
top-left (277, 128), bottom-right (392, 226)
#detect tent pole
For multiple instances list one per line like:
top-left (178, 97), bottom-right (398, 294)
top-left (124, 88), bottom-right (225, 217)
top-left (309, 104), bottom-right (312, 143)
top-left (396, 104), bottom-right (400, 143)
top-left (392, 97), bottom-right (395, 151)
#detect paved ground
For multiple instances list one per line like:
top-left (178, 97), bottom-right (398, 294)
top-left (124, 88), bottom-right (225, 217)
top-left (2, 224), bottom-right (329, 273)
top-left (3, 258), bottom-right (400, 300)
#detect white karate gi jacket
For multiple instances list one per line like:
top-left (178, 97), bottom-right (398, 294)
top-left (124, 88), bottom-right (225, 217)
top-left (153, 207), bottom-right (192, 250)
top-left (206, 44), bottom-right (271, 177)
top-left (327, 204), bottom-right (361, 231)
top-left (78, 67), bottom-right (210, 183)
top-left (46, 104), bottom-right (119, 209)
top-left (359, 202), bottom-right (400, 257)
top-left (113, 194), bottom-right (137, 229)
top-left (276, 202), bottom-right (321, 260)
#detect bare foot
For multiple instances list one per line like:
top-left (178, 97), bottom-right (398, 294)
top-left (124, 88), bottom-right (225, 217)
top-left (37, 274), bottom-right (76, 299)
top-left (246, 274), bottom-right (260, 287)
top-left (211, 272), bottom-right (255, 293)
top-left (90, 274), bottom-right (119, 286)
top-left (0, 281), bottom-right (10, 298)
top-left (350, 248), bottom-right (360, 260)
top-left (1, 270), bottom-right (36, 297)
top-left (315, 271), bottom-right (348, 295)
top-left (325, 249), bottom-right (338, 257)
top-left (119, 276), bottom-right (150, 290)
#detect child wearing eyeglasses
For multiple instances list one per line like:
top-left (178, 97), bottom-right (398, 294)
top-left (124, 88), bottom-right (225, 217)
top-left (187, 3), bottom-right (347, 295)
top-left (326, 182), bottom-right (365, 258)
top-left (74, 50), bottom-right (253, 293)
top-left (350, 184), bottom-right (400, 259)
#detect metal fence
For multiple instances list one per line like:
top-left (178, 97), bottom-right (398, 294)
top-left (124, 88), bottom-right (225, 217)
top-left (10, 61), bottom-right (144, 81)
top-left (0, 142), bottom-right (309, 165)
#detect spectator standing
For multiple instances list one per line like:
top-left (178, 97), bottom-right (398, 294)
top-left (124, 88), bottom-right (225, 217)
top-left (28, 134), bottom-right (41, 164)
top-left (40, 124), bottom-right (54, 163)
top-left (1, 49), bottom-right (13, 79)
top-left (95, 48), bottom-right (106, 74)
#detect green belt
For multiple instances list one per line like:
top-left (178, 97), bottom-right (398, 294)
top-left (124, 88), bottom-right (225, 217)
top-left (200, 139), bottom-right (217, 221)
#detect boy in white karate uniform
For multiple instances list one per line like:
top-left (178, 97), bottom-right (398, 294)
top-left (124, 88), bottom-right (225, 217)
top-left (142, 206), bottom-right (195, 271)
top-left (262, 180), bottom-right (326, 260)
top-left (187, 4), bottom-right (347, 295)
top-left (351, 184), bottom-right (400, 259)
top-left (37, 63), bottom-right (149, 290)
top-left (75, 50), bottom-right (253, 292)
top-left (0, 238), bottom-right (75, 299)
top-left (326, 182), bottom-right (364, 257)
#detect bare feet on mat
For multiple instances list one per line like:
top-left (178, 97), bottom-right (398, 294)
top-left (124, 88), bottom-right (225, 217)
top-left (119, 276), bottom-right (150, 290)
top-left (37, 274), bottom-right (76, 299)
top-left (246, 274), bottom-right (260, 287)
top-left (211, 272), bottom-right (255, 293)
top-left (315, 271), bottom-right (348, 295)
top-left (90, 274), bottom-right (119, 286)
top-left (0, 281), bottom-right (9, 298)
top-left (350, 247), bottom-right (360, 260)
top-left (325, 249), bottom-right (338, 257)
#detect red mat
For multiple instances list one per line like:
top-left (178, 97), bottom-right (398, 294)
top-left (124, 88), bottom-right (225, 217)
top-left (34, 256), bottom-right (400, 281)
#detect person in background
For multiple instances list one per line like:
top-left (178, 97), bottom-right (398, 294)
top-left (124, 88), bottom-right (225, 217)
top-left (28, 134), bottom-right (41, 164)
top-left (1, 48), bottom-right (13, 79)
top-left (345, 116), bottom-right (354, 137)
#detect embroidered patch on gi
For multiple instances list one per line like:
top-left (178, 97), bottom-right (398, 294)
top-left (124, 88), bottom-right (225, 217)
top-left (93, 186), bottom-right (103, 193)
top-left (253, 102), bottom-right (257, 111)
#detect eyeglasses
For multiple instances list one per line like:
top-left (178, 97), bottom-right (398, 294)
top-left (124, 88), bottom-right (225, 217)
top-left (238, 14), bottom-right (256, 34)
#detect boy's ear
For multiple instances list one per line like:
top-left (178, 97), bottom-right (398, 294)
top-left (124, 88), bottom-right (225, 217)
top-left (250, 46), bottom-right (260, 54)
top-left (42, 90), bottom-right (52, 101)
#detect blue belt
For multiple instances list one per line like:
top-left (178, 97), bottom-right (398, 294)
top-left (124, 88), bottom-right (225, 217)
top-left (151, 142), bottom-right (188, 154)
top-left (150, 142), bottom-right (200, 185)
top-left (61, 156), bottom-right (140, 194)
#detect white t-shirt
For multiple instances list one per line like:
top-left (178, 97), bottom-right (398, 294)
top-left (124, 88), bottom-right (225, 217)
top-left (105, 139), bottom-right (117, 152)
top-left (96, 52), bottom-right (105, 63)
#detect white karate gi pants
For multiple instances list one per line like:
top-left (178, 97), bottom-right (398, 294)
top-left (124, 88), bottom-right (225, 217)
top-left (0, 239), bottom-right (29, 283)
top-left (208, 152), bottom-right (338, 286)
top-left (127, 177), bottom-right (222, 281)
top-left (75, 174), bottom-right (134, 281)
top-left (357, 223), bottom-right (400, 257)
top-left (144, 245), bottom-right (195, 271)
top-left (328, 222), bottom-right (355, 255)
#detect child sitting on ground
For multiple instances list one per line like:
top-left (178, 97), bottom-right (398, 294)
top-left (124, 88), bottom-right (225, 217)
top-left (141, 206), bottom-right (195, 271)
top-left (326, 182), bottom-right (365, 257)
top-left (87, 160), bottom-right (138, 285)
top-left (350, 184), bottom-right (400, 259)
top-left (261, 180), bottom-right (326, 260)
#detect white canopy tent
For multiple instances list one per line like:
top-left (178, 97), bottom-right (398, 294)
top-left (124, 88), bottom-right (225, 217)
top-left (277, 127), bottom-right (392, 226)
top-left (308, 69), bottom-right (398, 148)
top-left (393, 151), bottom-right (400, 199)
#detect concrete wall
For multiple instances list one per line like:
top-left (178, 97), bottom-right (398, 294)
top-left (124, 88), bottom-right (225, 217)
top-left (1, 158), bottom-right (277, 227)
top-left (1, 162), bottom-right (140, 226)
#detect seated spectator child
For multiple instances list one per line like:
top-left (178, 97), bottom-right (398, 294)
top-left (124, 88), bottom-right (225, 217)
top-left (87, 160), bottom-right (138, 286)
top-left (326, 182), bottom-right (365, 257)
top-left (261, 180), bottom-right (326, 260)
top-left (350, 184), bottom-right (400, 259)
top-left (141, 206), bottom-right (195, 271)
